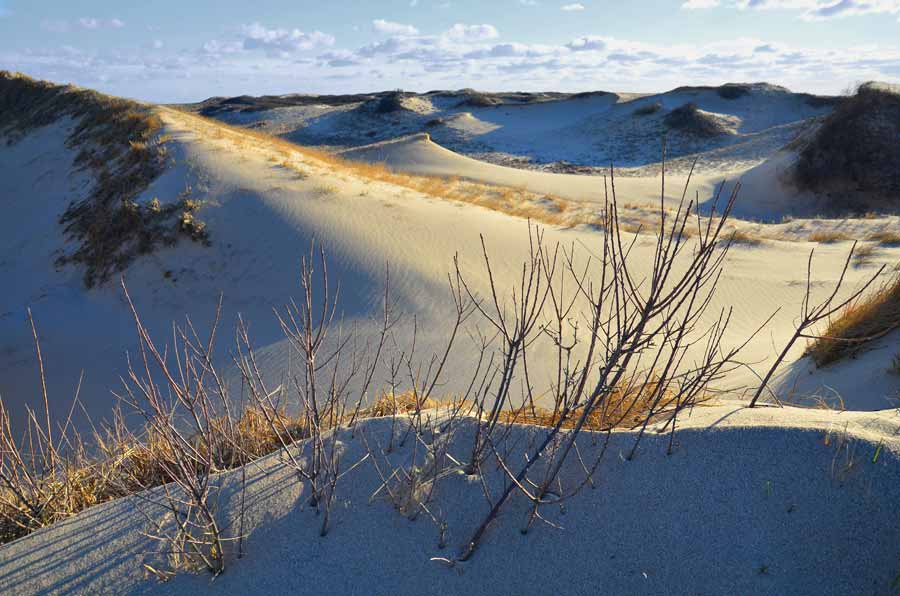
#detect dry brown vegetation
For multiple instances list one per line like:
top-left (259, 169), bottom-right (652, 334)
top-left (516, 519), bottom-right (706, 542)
top-left (808, 230), bottom-right (853, 243)
top-left (728, 228), bottom-right (763, 246)
top-left (867, 230), bottom-right (900, 245)
top-left (805, 274), bottom-right (900, 367)
top-left (0, 72), bottom-right (209, 287)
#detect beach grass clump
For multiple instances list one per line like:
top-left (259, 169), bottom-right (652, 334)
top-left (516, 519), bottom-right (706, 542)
top-left (866, 230), bottom-right (900, 245)
top-left (0, 71), bottom-right (210, 287)
top-left (728, 229), bottom-right (763, 246)
top-left (805, 274), bottom-right (900, 367)
top-left (808, 230), bottom-right (853, 243)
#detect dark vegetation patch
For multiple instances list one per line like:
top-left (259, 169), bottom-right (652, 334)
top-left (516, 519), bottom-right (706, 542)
top-left (0, 71), bottom-right (210, 287)
top-left (663, 103), bottom-right (729, 137)
top-left (455, 89), bottom-right (503, 108)
top-left (799, 93), bottom-right (843, 109)
top-left (188, 93), bottom-right (377, 116)
top-left (716, 84), bottom-right (751, 100)
top-left (633, 101), bottom-right (662, 117)
top-left (568, 90), bottom-right (613, 100)
top-left (793, 83), bottom-right (900, 212)
top-left (368, 90), bottom-right (409, 114)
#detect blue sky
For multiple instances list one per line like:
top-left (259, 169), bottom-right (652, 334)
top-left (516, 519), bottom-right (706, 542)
top-left (1, 0), bottom-right (898, 102)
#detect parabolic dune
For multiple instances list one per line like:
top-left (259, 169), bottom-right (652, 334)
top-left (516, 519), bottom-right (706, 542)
top-left (0, 72), bottom-right (898, 595)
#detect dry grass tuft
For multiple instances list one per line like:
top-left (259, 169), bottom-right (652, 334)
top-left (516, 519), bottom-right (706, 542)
top-left (498, 377), bottom-right (690, 432)
top-left (808, 230), bottom-right (853, 243)
top-left (866, 230), bottom-right (900, 245)
top-left (852, 244), bottom-right (877, 267)
top-left (805, 274), bottom-right (900, 367)
top-left (728, 229), bottom-right (763, 246)
top-left (369, 392), bottom-right (438, 417)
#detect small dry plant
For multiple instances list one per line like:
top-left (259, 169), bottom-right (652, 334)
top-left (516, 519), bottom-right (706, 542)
top-left (805, 274), bottom-right (900, 367)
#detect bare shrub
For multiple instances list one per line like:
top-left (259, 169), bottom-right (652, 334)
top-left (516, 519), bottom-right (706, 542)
top-left (452, 164), bottom-right (766, 560)
top-left (748, 243), bottom-right (885, 406)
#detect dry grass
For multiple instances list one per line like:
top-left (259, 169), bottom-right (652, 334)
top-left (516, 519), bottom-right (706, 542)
top-left (0, 378), bottom-right (662, 546)
top-left (808, 230), bottom-right (853, 243)
top-left (0, 71), bottom-right (209, 287)
top-left (497, 377), bottom-right (697, 431)
top-left (163, 107), bottom-right (582, 227)
top-left (866, 230), bottom-right (900, 245)
top-left (805, 274), bottom-right (900, 367)
top-left (728, 229), bottom-right (763, 246)
top-left (852, 244), bottom-right (877, 267)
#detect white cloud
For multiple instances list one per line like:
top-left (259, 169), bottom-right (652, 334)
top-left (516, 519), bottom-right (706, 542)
top-left (78, 17), bottom-right (100, 29)
top-left (444, 23), bottom-right (499, 41)
top-left (201, 39), bottom-right (244, 56)
top-left (561, 3), bottom-right (585, 10)
top-left (566, 36), bottom-right (606, 51)
top-left (241, 23), bottom-right (335, 57)
top-left (109, 18), bottom-right (125, 29)
top-left (373, 19), bottom-right (419, 36)
top-left (682, 0), bottom-right (721, 8)
top-left (692, 0), bottom-right (900, 19)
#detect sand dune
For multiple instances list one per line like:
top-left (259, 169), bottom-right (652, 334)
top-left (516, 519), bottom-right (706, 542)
top-left (1, 104), bottom-right (897, 434)
top-left (2, 73), bottom-right (899, 596)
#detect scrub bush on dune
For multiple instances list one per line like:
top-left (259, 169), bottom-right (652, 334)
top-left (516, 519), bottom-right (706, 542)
top-left (663, 103), bottom-right (729, 137)
top-left (794, 83), bottom-right (900, 212)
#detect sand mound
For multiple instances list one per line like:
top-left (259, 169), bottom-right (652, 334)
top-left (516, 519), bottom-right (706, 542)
top-left (793, 83), bottom-right (900, 212)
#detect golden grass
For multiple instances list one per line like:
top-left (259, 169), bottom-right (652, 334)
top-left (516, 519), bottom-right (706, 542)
top-left (805, 274), bottom-right (900, 367)
top-left (866, 230), bottom-right (900, 245)
top-left (498, 378), bottom-right (694, 431)
top-left (728, 229), bottom-right (763, 246)
top-left (808, 230), bottom-right (853, 243)
top-left (0, 381), bottom-right (666, 544)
